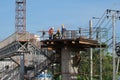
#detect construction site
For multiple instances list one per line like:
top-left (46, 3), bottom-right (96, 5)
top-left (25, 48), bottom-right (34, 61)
top-left (0, 0), bottom-right (120, 80)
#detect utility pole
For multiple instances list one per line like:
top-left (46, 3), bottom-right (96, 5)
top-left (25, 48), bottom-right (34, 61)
top-left (106, 9), bottom-right (120, 80)
top-left (99, 27), bottom-right (102, 80)
top-left (112, 14), bottom-right (116, 80)
top-left (89, 19), bottom-right (93, 80)
top-left (92, 16), bottom-right (103, 80)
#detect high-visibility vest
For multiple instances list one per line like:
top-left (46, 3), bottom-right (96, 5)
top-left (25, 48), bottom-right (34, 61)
top-left (49, 28), bottom-right (53, 35)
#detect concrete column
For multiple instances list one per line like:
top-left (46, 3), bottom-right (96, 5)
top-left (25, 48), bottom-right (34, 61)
top-left (61, 48), bottom-right (78, 80)
top-left (61, 48), bottom-right (71, 80)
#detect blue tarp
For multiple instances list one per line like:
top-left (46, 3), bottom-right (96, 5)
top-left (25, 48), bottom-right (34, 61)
top-left (37, 74), bottom-right (52, 78)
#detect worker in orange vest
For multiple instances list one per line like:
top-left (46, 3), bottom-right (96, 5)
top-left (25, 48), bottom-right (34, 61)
top-left (48, 27), bottom-right (54, 39)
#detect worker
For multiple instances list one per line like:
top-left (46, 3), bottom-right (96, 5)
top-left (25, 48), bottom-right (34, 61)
top-left (56, 28), bottom-right (61, 39)
top-left (61, 24), bottom-right (66, 39)
top-left (42, 31), bottom-right (45, 40)
top-left (48, 27), bottom-right (54, 40)
top-left (42, 31), bottom-right (45, 36)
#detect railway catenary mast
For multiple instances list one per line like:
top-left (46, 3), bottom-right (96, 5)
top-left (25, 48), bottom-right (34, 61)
top-left (15, 0), bottom-right (26, 33)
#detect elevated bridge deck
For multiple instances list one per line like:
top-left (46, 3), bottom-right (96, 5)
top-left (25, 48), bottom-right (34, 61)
top-left (0, 32), bottom-right (39, 59)
top-left (41, 37), bottom-right (100, 51)
top-left (0, 32), bottom-right (30, 49)
top-left (40, 29), bottom-right (107, 51)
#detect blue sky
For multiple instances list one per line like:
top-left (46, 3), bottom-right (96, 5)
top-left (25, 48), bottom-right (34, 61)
top-left (0, 0), bottom-right (120, 40)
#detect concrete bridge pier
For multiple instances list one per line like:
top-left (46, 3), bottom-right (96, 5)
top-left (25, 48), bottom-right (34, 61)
top-left (61, 47), bottom-right (79, 80)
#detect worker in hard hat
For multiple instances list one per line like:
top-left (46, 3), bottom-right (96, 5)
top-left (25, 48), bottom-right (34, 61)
top-left (61, 24), bottom-right (66, 39)
top-left (56, 28), bottom-right (61, 39)
top-left (48, 27), bottom-right (54, 40)
top-left (53, 28), bottom-right (61, 39)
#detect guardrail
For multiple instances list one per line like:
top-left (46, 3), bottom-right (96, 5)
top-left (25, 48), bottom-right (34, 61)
top-left (39, 30), bottom-right (90, 40)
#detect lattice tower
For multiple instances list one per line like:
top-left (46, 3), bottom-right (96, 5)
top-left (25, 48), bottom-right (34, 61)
top-left (15, 0), bottom-right (26, 33)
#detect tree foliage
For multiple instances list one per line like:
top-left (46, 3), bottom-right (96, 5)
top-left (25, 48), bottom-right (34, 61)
top-left (77, 49), bottom-right (113, 80)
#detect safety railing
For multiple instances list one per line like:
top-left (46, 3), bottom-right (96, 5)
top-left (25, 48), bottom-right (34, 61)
top-left (39, 30), bottom-right (90, 40)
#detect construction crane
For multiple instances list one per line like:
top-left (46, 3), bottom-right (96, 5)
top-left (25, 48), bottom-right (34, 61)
top-left (15, 0), bottom-right (26, 33)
